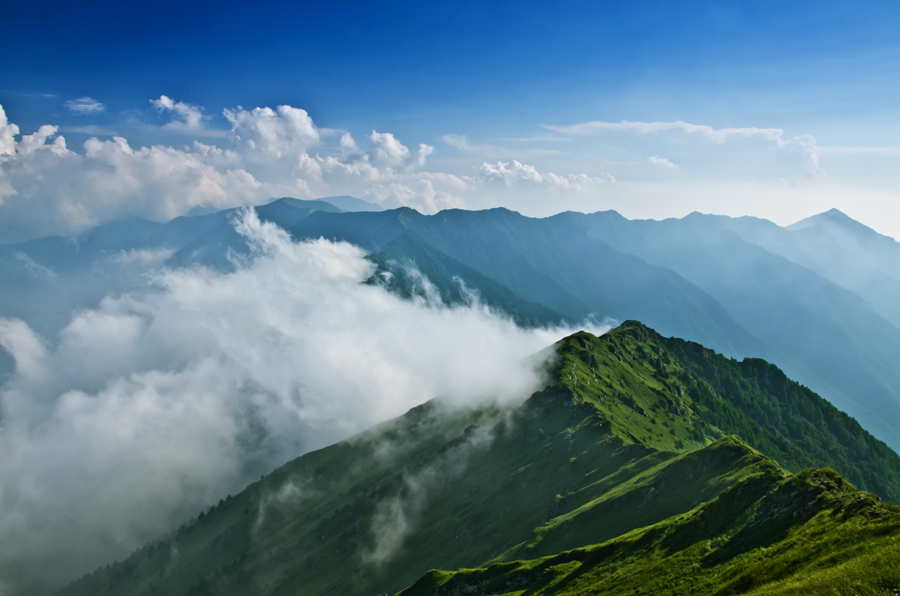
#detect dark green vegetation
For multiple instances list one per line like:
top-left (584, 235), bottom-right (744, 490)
top-left (60, 322), bottom-right (900, 596)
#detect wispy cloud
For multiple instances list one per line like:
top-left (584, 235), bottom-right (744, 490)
top-left (64, 97), bottom-right (106, 114)
top-left (443, 133), bottom-right (516, 158)
top-left (61, 124), bottom-right (117, 136)
top-left (544, 119), bottom-right (789, 144)
top-left (815, 145), bottom-right (900, 155)
top-left (648, 155), bottom-right (678, 169)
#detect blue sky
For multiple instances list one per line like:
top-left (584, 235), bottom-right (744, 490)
top-left (2, 0), bottom-right (900, 241)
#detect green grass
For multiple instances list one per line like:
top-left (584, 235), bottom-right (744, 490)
top-left (398, 468), bottom-right (900, 596)
top-left (553, 322), bottom-right (900, 503)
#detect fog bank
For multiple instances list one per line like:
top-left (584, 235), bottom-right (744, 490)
top-left (0, 209), bottom-right (607, 594)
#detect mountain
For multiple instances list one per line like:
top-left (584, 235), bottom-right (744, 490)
top-left (59, 322), bottom-right (900, 596)
top-left (282, 206), bottom-right (900, 452)
top-left (317, 195), bottom-right (384, 212)
top-left (0, 197), bottom-right (345, 342)
top-left (566, 210), bottom-right (900, 452)
top-left (677, 209), bottom-right (900, 330)
top-left (5, 201), bottom-right (900, 454)
top-left (399, 466), bottom-right (900, 596)
top-left (288, 207), bottom-right (767, 353)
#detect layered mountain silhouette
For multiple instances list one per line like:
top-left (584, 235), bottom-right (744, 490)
top-left (59, 322), bottom-right (900, 596)
top-left (4, 197), bottom-right (898, 454)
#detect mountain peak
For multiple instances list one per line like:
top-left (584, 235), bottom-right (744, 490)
top-left (787, 208), bottom-right (900, 246)
top-left (542, 322), bottom-right (900, 503)
top-left (788, 208), bottom-right (865, 232)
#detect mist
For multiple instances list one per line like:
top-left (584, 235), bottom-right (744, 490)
top-left (0, 209), bottom-right (606, 594)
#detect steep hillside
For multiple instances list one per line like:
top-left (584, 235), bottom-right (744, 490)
top-left (555, 322), bottom-right (900, 502)
top-left (59, 322), bottom-right (900, 596)
top-left (398, 466), bottom-right (900, 596)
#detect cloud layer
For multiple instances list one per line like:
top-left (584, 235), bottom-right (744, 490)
top-left (0, 101), bottom-right (459, 243)
top-left (0, 210), bottom-right (599, 594)
top-left (3, 100), bottom-right (899, 242)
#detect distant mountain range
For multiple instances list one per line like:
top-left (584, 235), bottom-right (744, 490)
top-left (60, 322), bottom-right (900, 596)
top-left (4, 196), bottom-right (898, 455)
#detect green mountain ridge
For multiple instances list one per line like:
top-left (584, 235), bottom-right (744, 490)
top-left (59, 322), bottom-right (900, 596)
top-left (398, 465), bottom-right (900, 596)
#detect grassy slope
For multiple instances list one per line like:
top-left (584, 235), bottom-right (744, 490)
top-left (62, 400), bottom-right (768, 596)
top-left (397, 467), bottom-right (900, 596)
top-left (558, 321), bottom-right (900, 502)
top-left (59, 322), bottom-right (900, 596)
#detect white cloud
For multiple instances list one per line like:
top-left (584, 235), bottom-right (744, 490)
top-left (542, 119), bottom-right (827, 182)
top-left (442, 133), bottom-right (512, 159)
top-left (0, 102), bottom-right (468, 241)
top-left (0, 125), bottom-right (263, 241)
top-left (151, 95), bottom-right (207, 132)
top-left (64, 97), bottom-right (106, 114)
top-left (0, 209), bottom-right (600, 593)
top-left (224, 105), bottom-right (320, 157)
top-left (480, 160), bottom-right (544, 185)
top-left (443, 133), bottom-right (477, 152)
top-left (15, 124), bottom-right (68, 156)
top-left (370, 131), bottom-right (433, 169)
top-left (61, 124), bottom-right (118, 136)
top-left (816, 145), bottom-right (900, 155)
top-left (545, 119), bottom-right (789, 144)
top-left (479, 160), bottom-right (613, 190)
top-left (648, 155), bottom-right (678, 169)
top-left (7, 98), bottom-right (891, 241)
top-left (0, 105), bottom-right (21, 155)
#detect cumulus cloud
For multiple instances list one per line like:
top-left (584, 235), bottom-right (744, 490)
top-left (0, 209), bottom-right (601, 594)
top-left (65, 97), bottom-right (106, 114)
top-left (314, 131), bottom-right (462, 211)
top-left (224, 105), bottom-right (319, 156)
top-left (0, 132), bottom-right (262, 241)
top-left (0, 107), bottom-right (266, 242)
top-left (369, 131), bottom-right (433, 169)
top-left (151, 95), bottom-right (207, 131)
top-left (0, 105), bottom-right (18, 155)
top-left (0, 102), bottom-right (470, 242)
top-left (480, 159), bottom-right (544, 185)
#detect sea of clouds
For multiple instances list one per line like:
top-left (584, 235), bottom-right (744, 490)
top-left (0, 208), bottom-right (606, 593)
